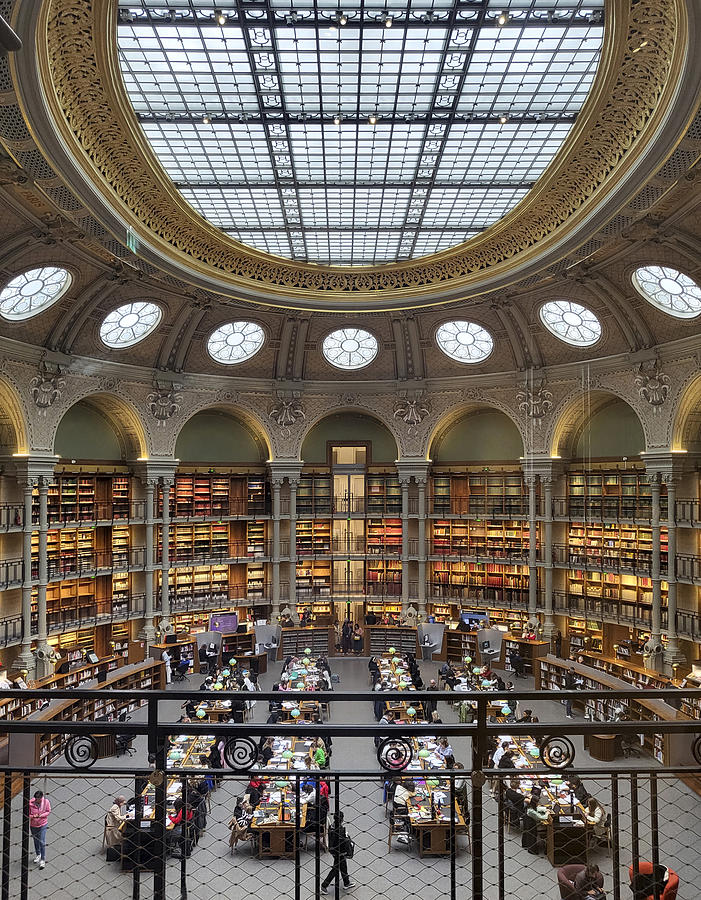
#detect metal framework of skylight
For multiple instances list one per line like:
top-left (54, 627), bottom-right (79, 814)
top-left (117, 0), bottom-right (604, 265)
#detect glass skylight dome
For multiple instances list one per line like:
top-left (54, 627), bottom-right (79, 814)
top-left (117, 0), bottom-right (604, 266)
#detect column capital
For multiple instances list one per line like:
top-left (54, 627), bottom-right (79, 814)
top-left (520, 453), bottom-right (565, 481)
top-left (641, 450), bottom-right (697, 482)
top-left (267, 459), bottom-right (303, 486)
top-left (395, 457), bottom-right (431, 485)
top-left (131, 458), bottom-right (178, 486)
top-left (9, 452), bottom-right (58, 486)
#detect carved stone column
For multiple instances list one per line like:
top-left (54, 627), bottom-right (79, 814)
top-left (417, 478), bottom-right (427, 615)
top-left (542, 476), bottom-right (555, 641)
top-left (270, 478), bottom-right (282, 618)
top-left (12, 453), bottom-right (57, 674)
top-left (525, 473), bottom-right (539, 622)
top-left (160, 475), bottom-right (173, 632)
top-left (34, 476), bottom-right (53, 678)
top-left (649, 474), bottom-right (663, 667)
top-left (399, 476), bottom-right (410, 612)
top-left (289, 479), bottom-right (298, 615)
top-left (662, 475), bottom-right (685, 669)
top-left (141, 477), bottom-right (157, 644)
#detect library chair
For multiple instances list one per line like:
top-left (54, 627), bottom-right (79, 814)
top-left (628, 863), bottom-right (679, 900)
top-left (387, 803), bottom-right (413, 851)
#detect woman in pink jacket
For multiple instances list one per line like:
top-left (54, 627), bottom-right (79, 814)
top-left (28, 790), bottom-right (51, 868)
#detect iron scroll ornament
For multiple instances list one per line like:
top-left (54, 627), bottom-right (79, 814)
top-left (64, 735), bottom-right (99, 769)
top-left (539, 735), bottom-right (576, 769)
top-left (376, 736), bottom-right (414, 771)
top-left (223, 736), bottom-right (260, 771)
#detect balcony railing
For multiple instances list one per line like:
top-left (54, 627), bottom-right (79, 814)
top-left (428, 498), bottom-right (528, 517)
top-left (552, 544), bottom-right (663, 576)
top-left (0, 687), bottom-right (698, 900)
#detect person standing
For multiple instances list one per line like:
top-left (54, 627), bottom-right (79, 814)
top-left (29, 790), bottom-right (51, 868)
top-left (564, 667), bottom-right (578, 718)
top-left (161, 647), bottom-right (172, 685)
top-left (321, 812), bottom-right (355, 893)
top-left (554, 630), bottom-right (563, 658)
top-left (341, 619), bottom-right (353, 654)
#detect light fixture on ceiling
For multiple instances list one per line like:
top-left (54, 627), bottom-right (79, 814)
top-left (214, 8), bottom-right (227, 26)
top-left (498, 113), bottom-right (509, 124)
top-left (368, 113), bottom-right (378, 125)
top-left (420, 11), bottom-right (437, 23)
top-left (383, 13), bottom-right (393, 27)
top-left (118, 9), bottom-right (135, 24)
top-left (202, 114), bottom-right (212, 125)
top-left (330, 10), bottom-right (348, 28)
top-left (497, 10), bottom-right (509, 26)
top-left (285, 12), bottom-right (300, 25)
top-left (333, 114), bottom-right (342, 125)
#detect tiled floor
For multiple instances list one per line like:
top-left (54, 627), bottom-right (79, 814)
top-left (3, 656), bottom-right (699, 899)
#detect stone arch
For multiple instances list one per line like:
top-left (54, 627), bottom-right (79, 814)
top-left (670, 373), bottom-right (701, 453)
top-left (0, 375), bottom-right (29, 453)
top-left (172, 403), bottom-right (272, 462)
top-left (549, 390), bottom-right (647, 459)
top-left (426, 401), bottom-right (527, 462)
top-left (298, 409), bottom-right (400, 464)
top-left (52, 392), bottom-right (148, 460)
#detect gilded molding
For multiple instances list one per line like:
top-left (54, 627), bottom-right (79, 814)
top-left (11, 0), bottom-right (694, 307)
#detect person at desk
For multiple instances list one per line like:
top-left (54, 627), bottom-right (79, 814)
top-left (365, 610), bottom-right (377, 625)
top-left (391, 779), bottom-right (416, 844)
top-left (508, 650), bottom-right (526, 679)
top-left (424, 679), bottom-right (439, 716)
top-left (517, 709), bottom-right (534, 724)
top-left (492, 741), bottom-right (511, 768)
top-left (585, 797), bottom-right (607, 840)
top-left (521, 789), bottom-right (548, 855)
top-left (260, 737), bottom-right (275, 766)
top-left (167, 799), bottom-right (193, 857)
top-left (181, 699), bottom-right (197, 719)
top-left (229, 798), bottom-right (253, 851)
top-left (568, 775), bottom-right (591, 804)
top-left (575, 863), bottom-right (605, 897)
top-left (310, 738), bottom-right (327, 768)
top-left (504, 777), bottom-right (526, 826)
top-left (104, 796), bottom-right (127, 853)
top-left (200, 675), bottom-right (214, 692)
top-left (498, 750), bottom-right (517, 770)
top-left (300, 608), bottom-right (312, 627)
top-left (439, 662), bottom-right (458, 689)
top-left (435, 737), bottom-right (454, 761)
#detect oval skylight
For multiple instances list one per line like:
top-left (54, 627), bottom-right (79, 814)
top-left (117, 1), bottom-right (604, 265)
top-left (0, 266), bottom-right (72, 321)
top-left (436, 320), bottom-right (493, 363)
top-left (322, 327), bottom-right (378, 370)
top-left (632, 265), bottom-right (701, 318)
top-left (540, 300), bottom-right (602, 347)
top-left (100, 301), bottom-right (162, 348)
top-left (207, 320), bottom-right (265, 364)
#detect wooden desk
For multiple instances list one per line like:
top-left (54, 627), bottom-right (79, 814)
top-left (587, 733), bottom-right (617, 762)
top-left (93, 733), bottom-right (117, 759)
top-left (406, 776), bottom-right (466, 857)
top-left (547, 818), bottom-right (588, 866)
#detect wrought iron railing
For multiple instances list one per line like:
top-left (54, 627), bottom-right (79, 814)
top-left (0, 687), bottom-right (698, 900)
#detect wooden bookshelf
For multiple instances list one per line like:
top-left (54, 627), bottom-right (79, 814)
top-left (567, 570), bottom-right (668, 616)
top-left (575, 650), bottom-right (680, 690)
top-left (7, 660), bottom-right (165, 770)
top-left (246, 562), bottom-right (266, 600)
top-left (366, 475), bottom-right (401, 515)
top-left (444, 629), bottom-right (479, 663)
top-left (150, 637), bottom-right (197, 664)
top-left (427, 600), bottom-right (460, 623)
top-left (567, 618), bottom-right (603, 655)
top-left (220, 631), bottom-right (268, 674)
top-left (366, 518), bottom-right (402, 555)
top-left (503, 635), bottom-right (549, 673)
top-left (430, 561), bottom-right (529, 603)
top-left (247, 520), bottom-right (266, 557)
top-left (365, 599), bottom-right (403, 622)
top-left (173, 473), bottom-right (248, 517)
top-left (296, 520), bottom-right (331, 555)
top-left (296, 560), bottom-right (331, 596)
top-left (567, 471), bottom-right (667, 519)
top-left (297, 475), bottom-right (332, 515)
top-left (535, 656), bottom-right (692, 766)
top-left (366, 625), bottom-right (418, 656)
top-left (279, 626), bottom-right (334, 658)
top-left (430, 472), bottom-right (527, 517)
top-left (295, 599), bottom-right (334, 625)
top-left (366, 559), bottom-right (402, 594)
top-left (567, 521), bottom-right (667, 569)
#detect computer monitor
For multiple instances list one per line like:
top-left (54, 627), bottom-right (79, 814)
top-left (96, 670), bottom-right (108, 684)
top-left (164, 634), bottom-right (178, 645)
top-left (459, 611), bottom-right (488, 629)
top-left (86, 651), bottom-right (99, 665)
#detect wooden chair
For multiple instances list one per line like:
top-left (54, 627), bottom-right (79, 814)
top-left (388, 804), bottom-right (413, 851)
top-left (101, 814), bottom-right (109, 851)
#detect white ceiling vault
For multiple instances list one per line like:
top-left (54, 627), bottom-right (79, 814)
top-left (117, 0), bottom-right (604, 265)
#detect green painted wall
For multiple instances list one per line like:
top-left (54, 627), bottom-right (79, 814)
top-left (574, 400), bottom-right (645, 458)
top-left (301, 414), bottom-right (398, 463)
top-left (54, 404), bottom-right (123, 460)
top-left (175, 412), bottom-right (265, 464)
top-left (432, 410), bottom-right (524, 462)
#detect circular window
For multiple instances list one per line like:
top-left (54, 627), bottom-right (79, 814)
top-left (539, 300), bottom-right (602, 347)
top-left (100, 301), bottom-right (162, 348)
top-left (0, 266), bottom-right (72, 321)
top-left (632, 265), bottom-right (701, 318)
top-left (436, 320), bottom-right (494, 363)
top-left (322, 327), bottom-right (378, 370)
top-left (207, 320), bottom-right (265, 364)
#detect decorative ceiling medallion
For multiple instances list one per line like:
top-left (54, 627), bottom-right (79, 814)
top-left (30, 0), bottom-right (685, 308)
